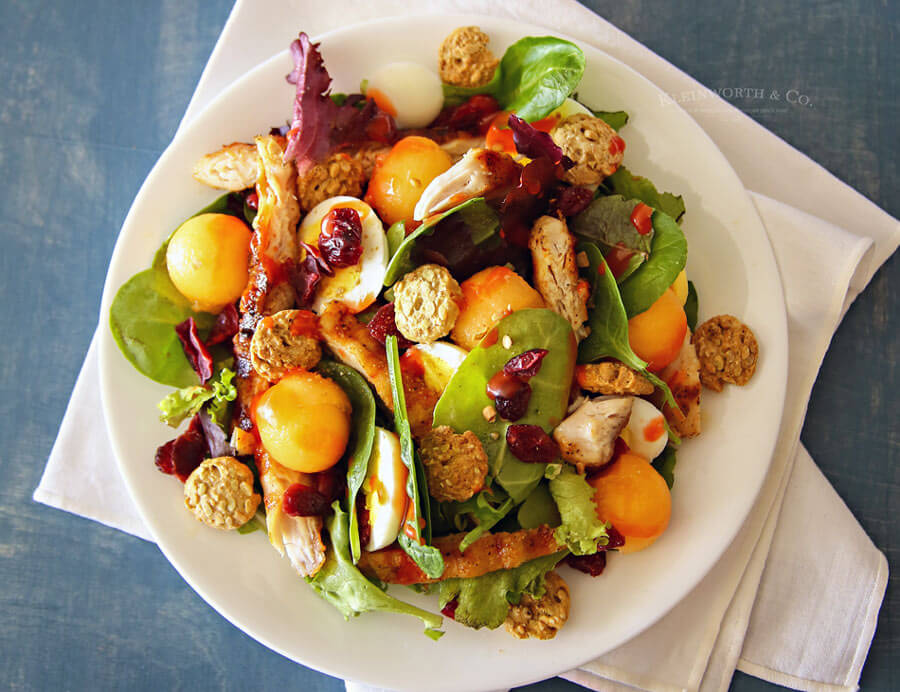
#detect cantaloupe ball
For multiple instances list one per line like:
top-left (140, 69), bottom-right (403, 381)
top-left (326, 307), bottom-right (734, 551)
top-left (451, 266), bottom-right (545, 350)
top-left (589, 451), bottom-right (671, 553)
top-left (364, 136), bottom-right (452, 226)
top-left (627, 288), bottom-right (687, 372)
top-left (255, 371), bottom-right (351, 473)
top-left (166, 213), bottom-right (251, 312)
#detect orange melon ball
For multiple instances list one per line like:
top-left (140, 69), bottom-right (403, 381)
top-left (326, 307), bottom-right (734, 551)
top-left (255, 371), bottom-right (351, 473)
top-left (627, 288), bottom-right (687, 372)
top-left (451, 266), bottom-right (545, 350)
top-left (364, 136), bottom-right (452, 225)
top-left (589, 451), bottom-right (671, 553)
top-left (166, 213), bottom-right (251, 312)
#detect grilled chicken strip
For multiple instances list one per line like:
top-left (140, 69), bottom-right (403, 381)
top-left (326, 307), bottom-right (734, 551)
top-left (357, 525), bottom-right (561, 585)
top-left (317, 302), bottom-right (439, 439)
top-left (413, 148), bottom-right (520, 220)
top-left (529, 216), bottom-right (589, 341)
top-left (256, 450), bottom-right (326, 577)
top-left (192, 142), bottom-right (259, 191)
top-left (659, 331), bottom-right (702, 438)
top-left (553, 396), bottom-right (633, 469)
top-left (228, 136), bottom-right (325, 577)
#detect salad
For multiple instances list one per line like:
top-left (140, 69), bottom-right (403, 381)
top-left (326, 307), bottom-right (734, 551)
top-left (110, 26), bottom-right (760, 640)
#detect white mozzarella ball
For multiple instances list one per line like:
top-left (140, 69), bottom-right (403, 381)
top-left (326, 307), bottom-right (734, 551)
top-left (298, 196), bottom-right (388, 314)
top-left (622, 397), bottom-right (669, 461)
top-left (367, 62), bottom-right (444, 129)
top-left (364, 427), bottom-right (409, 552)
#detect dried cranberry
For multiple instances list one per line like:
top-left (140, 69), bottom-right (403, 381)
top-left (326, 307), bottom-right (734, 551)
top-left (243, 190), bottom-right (259, 210)
top-left (551, 186), bottom-right (594, 217)
top-left (605, 524), bottom-right (626, 550)
top-left (565, 551), bottom-right (607, 576)
top-left (505, 424), bottom-right (559, 463)
top-left (432, 94), bottom-right (500, 132)
top-left (313, 467), bottom-right (344, 504)
top-left (282, 483), bottom-right (330, 517)
top-left (503, 349), bottom-right (549, 379)
top-left (486, 370), bottom-right (522, 400)
top-left (319, 207), bottom-right (363, 268)
top-left (441, 599), bottom-right (459, 619)
top-left (205, 304), bottom-right (240, 347)
top-left (154, 414), bottom-right (208, 482)
top-left (494, 384), bottom-right (531, 421)
top-left (356, 495), bottom-right (371, 548)
top-left (367, 302), bottom-right (413, 349)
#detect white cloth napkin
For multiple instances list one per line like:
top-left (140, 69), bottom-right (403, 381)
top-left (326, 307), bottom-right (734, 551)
top-left (34, 1), bottom-right (897, 691)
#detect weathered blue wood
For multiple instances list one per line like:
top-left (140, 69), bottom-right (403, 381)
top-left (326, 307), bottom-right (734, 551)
top-left (0, 1), bottom-right (894, 690)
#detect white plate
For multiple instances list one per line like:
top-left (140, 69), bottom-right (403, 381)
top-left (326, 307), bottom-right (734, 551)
top-left (99, 14), bottom-right (788, 692)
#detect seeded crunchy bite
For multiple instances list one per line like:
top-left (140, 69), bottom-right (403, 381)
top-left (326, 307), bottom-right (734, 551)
top-left (184, 457), bottom-right (261, 530)
top-left (504, 571), bottom-right (570, 640)
top-left (438, 26), bottom-right (499, 88)
top-left (393, 264), bottom-right (462, 344)
top-left (550, 114), bottom-right (624, 186)
top-left (250, 309), bottom-right (321, 382)
top-left (575, 362), bottom-right (654, 395)
top-left (692, 315), bottom-right (759, 392)
top-left (296, 152), bottom-right (366, 212)
top-left (419, 425), bottom-right (488, 503)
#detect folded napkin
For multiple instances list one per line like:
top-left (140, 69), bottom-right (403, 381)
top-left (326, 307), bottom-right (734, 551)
top-left (35, 1), bottom-right (898, 691)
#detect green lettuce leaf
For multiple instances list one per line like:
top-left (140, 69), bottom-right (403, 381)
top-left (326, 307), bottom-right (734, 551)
top-left (445, 489), bottom-right (517, 552)
top-left (592, 109), bottom-right (629, 131)
top-left (548, 467), bottom-right (610, 555)
top-left (157, 368), bottom-right (237, 428)
top-left (316, 361), bottom-right (377, 563)
top-left (685, 281), bottom-right (699, 332)
top-left (438, 551), bottom-right (567, 629)
top-left (307, 502), bottom-right (443, 638)
top-left (442, 37), bottom-right (585, 123)
top-left (385, 336), bottom-right (445, 579)
top-left (605, 166), bottom-right (686, 222)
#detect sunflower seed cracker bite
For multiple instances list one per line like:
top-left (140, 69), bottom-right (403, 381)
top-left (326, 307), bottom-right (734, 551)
top-left (551, 114), bottom-right (625, 185)
top-left (438, 26), bottom-right (499, 88)
top-left (504, 571), bottom-right (571, 640)
top-left (250, 309), bottom-right (321, 382)
top-left (393, 264), bottom-right (462, 344)
top-left (692, 315), bottom-right (759, 391)
top-left (184, 457), bottom-right (261, 530)
top-left (419, 426), bottom-right (488, 503)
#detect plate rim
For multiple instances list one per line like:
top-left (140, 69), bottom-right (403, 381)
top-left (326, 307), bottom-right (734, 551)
top-left (98, 12), bottom-right (789, 690)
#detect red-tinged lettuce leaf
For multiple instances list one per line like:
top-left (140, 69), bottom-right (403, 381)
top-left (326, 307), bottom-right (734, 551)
top-left (197, 409), bottom-right (236, 458)
top-left (284, 33), bottom-right (397, 173)
top-left (205, 304), bottom-right (239, 347)
top-left (175, 318), bottom-right (214, 384)
top-left (499, 157), bottom-right (561, 247)
top-left (508, 114), bottom-right (573, 168)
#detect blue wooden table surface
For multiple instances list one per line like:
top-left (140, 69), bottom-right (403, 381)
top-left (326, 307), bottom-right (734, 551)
top-left (1, 1), bottom-right (895, 690)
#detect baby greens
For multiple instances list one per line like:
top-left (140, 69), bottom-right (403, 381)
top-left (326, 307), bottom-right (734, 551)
top-left (592, 109), bottom-right (629, 131)
top-left (548, 467), bottom-right (610, 555)
top-left (685, 281), bottom-right (699, 331)
top-left (109, 193), bottom-right (249, 388)
top-left (571, 194), bottom-right (654, 271)
top-left (577, 242), bottom-right (679, 411)
top-left (617, 210), bottom-right (687, 318)
top-left (652, 446), bottom-right (677, 489)
top-left (317, 360), bottom-right (377, 563)
top-left (383, 198), bottom-right (499, 286)
top-left (433, 309), bottom-right (576, 503)
top-left (448, 490), bottom-right (516, 553)
top-left (385, 336), bottom-right (445, 579)
top-left (307, 502), bottom-right (443, 638)
top-left (157, 367), bottom-right (237, 428)
top-left (443, 36), bottom-right (585, 122)
top-left (438, 551), bottom-right (567, 630)
top-left (604, 166), bottom-right (686, 223)
top-left (516, 482), bottom-right (561, 530)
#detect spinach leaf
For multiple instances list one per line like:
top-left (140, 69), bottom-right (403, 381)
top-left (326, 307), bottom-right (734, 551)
top-left (577, 242), bottom-right (679, 411)
top-left (652, 446), bottom-right (677, 489)
top-left (307, 502), bottom-right (443, 638)
top-left (386, 220), bottom-right (406, 261)
top-left (685, 281), bottom-right (699, 331)
top-left (517, 482), bottom-right (561, 529)
top-left (618, 211), bottom-right (687, 318)
top-left (316, 360), bottom-right (377, 563)
top-left (433, 309), bottom-right (576, 502)
top-left (571, 194), bottom-right (654, 259)
top-left (443, 37), bottom-right (585, 123)
top-left (383, 198), bottom-right (499, 286)
top-left (605, 166), bottom-right (686, 222)
top-left (110, 193), bottom-right (249, 388)
top-left (385, 336), bottom-right (445, 579)
top-left (438, 551), bottom-right (567, 629)
top-left (592, 110), bottom-right (629, 131)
